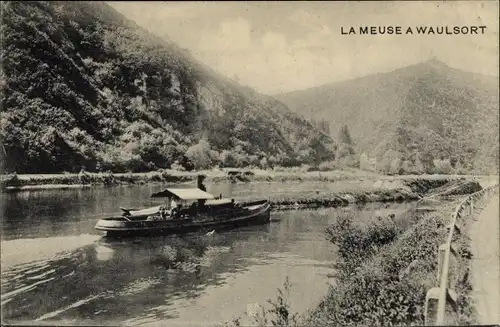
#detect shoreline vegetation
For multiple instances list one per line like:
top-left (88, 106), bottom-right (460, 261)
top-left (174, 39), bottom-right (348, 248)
top-left (1, 169), bottom-right (487, 210)
top-left (1, 168), bottom-right (488, 211)
top-left (0, 167), bottom-right (487, 190)
top-left (1, 168), bottom-right (381, 190)
top-left (219, 193), bottom-right (489, 327)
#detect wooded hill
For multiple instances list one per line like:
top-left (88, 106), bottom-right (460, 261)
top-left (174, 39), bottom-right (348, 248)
top-left (276, 59), bottom-right (499, 174)
top-left (1, 1), bottom-right (336, 173)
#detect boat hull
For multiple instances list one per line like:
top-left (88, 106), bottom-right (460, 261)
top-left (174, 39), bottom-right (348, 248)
top-left (95, 200), bottom-right (271, 238)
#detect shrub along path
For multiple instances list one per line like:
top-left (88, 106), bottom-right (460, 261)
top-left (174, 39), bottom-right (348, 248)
top-left (469, 192), bottom-right (500, 324)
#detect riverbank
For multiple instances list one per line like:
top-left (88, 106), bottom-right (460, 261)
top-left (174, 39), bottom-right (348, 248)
top-left (218, 184), bottom-right (492, 327)
top-left (303, 199), bottom-right (470, 326)
top-left (304, 186), bottom-right (499, 326)
top-left (269, 187), bottom-right (421, 210)
top-left (1, 168), bottom-right (488, 193)
top-left (231, 198), bottom-right (474, 327)
top-left (1, 169), bottom-right (377, 191)
top-left (2, 170), bottom-right (485, 213)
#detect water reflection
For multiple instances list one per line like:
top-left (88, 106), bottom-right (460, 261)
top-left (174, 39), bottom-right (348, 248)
top-left (1, 225), bottom-right (271, 324)
top-left (0, 180), bottom-right (384, 240)
top-left (95, 244), bottom-right (114, 262)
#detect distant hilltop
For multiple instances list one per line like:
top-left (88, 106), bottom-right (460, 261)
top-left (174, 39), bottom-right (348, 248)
top-left (275, 59), bottom-right (499, 175)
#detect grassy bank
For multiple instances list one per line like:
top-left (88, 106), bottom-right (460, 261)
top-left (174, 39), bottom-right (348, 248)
top-left (269, 188), bottom-right (421, 210)
top-left (219, 198), bottom-right (475, 327)
top-left (3, 170), bottom-right (480, 215)
top-left (1, 167), bottom-right (476, 193)
top-left (304, 199), bottom-right (475, 326)
top-left (0, 168), bottom-right (372, 191)
top-left (1, 170), bottom-right (192, 191)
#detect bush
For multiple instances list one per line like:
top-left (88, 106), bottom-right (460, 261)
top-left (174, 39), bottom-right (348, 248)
top-left (184, 139), bottom-right (211, 170)
top-left (101, 171), bottom-right (117, 186)
top-left (170, 160), bottom-right (185, 171)
top-left (219, 150), bottom-right (237, 168)
top-left (308, 211), bottom-right (449, 326)
top-left (325, 211), bottom-right (401, 277)
top-left (219, 277), bottom-right (300, 327)
top-left (311, 273), bottom-right (425, 326)
top-left (120, 171), bottom-right (138, 184)
top-left (360, 153), bottom-right (377, 172)
top-left (259, 157), bottom-right (269, 169)
top-left (318, 161), bottom-right (338, 171)
top-left (78, 170), bottom-right (94, 184)
top-left (2, 172), bottom-right (22, 188)
top-left (272, 165), bottom-right (286, 172)
top-left (433, 158), bottom-right (452, 174)
top-left (300, 164), bottom-right (314, 173)
top-left (255, 277), bottom-right (300, 327)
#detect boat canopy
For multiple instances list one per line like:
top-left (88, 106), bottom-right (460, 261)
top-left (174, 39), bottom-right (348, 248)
top-left (151, 188), bottom-right (216, 200)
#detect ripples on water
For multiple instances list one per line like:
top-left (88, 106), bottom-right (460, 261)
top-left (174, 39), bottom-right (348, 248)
top-left (1, 183), bottom-right (416, 325)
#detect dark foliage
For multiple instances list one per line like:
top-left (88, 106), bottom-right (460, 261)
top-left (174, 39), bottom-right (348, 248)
top-left (1, 1), bottom-right (336, 173)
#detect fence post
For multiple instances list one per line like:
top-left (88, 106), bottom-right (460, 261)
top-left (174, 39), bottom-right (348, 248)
top-left (425, 288), bottom-right (440, 325)
top-left (437, 244), bottom-right (447, 283)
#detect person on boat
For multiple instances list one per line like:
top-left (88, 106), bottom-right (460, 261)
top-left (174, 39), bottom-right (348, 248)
top-left (170, 198), bottom-right (178, 210)
top-left (159, 205), bottom-right (168, 220)
top-left (174, 204), bottom-right (183, 219)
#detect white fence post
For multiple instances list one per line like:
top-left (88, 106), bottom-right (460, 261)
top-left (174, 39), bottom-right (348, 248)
top-left (437, 244), bottom-right (447, 282)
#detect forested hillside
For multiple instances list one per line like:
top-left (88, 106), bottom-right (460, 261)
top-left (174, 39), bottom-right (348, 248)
top-left (276, 59), bottom-right (499, 174)
top-left (0, 1), bottom-right (335, 173)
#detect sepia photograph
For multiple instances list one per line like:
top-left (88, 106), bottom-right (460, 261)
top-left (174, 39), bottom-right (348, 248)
top-left (0, 1), bottom-right (499, 326)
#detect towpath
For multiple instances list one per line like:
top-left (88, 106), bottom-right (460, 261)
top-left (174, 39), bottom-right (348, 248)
top-left (469, 190), bottom-right (500, 324)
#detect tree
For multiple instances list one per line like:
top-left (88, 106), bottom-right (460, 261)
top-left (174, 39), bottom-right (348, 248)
top-left (219, 150), bottom-right (236, 168)
top-left (377, 149), bottom-right (403, 174)
top-left (338, 124), bottom-right (353, 145)
top-left (413, 156), bottom-right (425, 174)
top-left (433, 158), bottom-right (452, 174)
top-left (389, 157), bottom-right (402, 175)
top-left (307, 134), bottom-right (335, 167)
top-left (418, 152), bottom-right (434, 173)
top-left (360, 153), bottom-right (376, 172)
top-left (336, 124), bottom-right (356, 166)
top-left (260, 157), bottom-right (269, 169)
top-left (317, 119), bottom-right (331, 135)
top-left (401, 160), bottom-right (413, 174)
top-left (185, 138), bottom-right (212, 170)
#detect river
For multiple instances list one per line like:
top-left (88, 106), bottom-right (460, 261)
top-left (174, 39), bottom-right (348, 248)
top-left (1, 182), bottom-right (416, 326)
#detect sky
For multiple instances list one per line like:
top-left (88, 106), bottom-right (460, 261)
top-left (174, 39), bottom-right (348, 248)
top-left (109, 1), bottom-right (499, 95)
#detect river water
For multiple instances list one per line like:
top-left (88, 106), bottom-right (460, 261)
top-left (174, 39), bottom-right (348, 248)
top-left (1, 182), bottom-right (415, 326)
